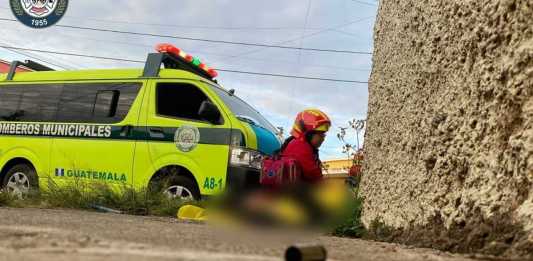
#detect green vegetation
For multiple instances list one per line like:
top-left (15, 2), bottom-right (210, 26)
top-left (331, 186), bottom-right (367, 238)
top-left (0, 180), bottom-right (199, 217)
top-left (1, 178), bottom-right (370, 238)
top-left (366, 217), bottom-right (394, 240)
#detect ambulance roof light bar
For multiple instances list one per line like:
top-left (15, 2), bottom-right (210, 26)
top-left (142, 43), bottom-right (218, 81)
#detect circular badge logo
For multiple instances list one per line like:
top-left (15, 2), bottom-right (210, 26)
top-left (174, 126), bottom-right (200, 152)
top-left (10, 0), bottom-right (68, 29)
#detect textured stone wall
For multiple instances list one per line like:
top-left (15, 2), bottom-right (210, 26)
top-left (361, 0), bottom-right (533, 257)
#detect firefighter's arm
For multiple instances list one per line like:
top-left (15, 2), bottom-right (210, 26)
top-left (295, 149), bottom-right (323, 181)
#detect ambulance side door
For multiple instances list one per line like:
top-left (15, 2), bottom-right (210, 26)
top-left (0, 83), bottom-right (60, 183)
top-left (140, 80), bottom-right (232, 196)
top-left (50, 82), bottom-right (143, 187)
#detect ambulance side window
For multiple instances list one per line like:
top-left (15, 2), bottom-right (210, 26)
top-left (93, 90), bottom-right (119, 119)
top-left (20, 84), bottom-right (62, 122)
top-left (0, 87), bottom-right (23, 121)
top-left (114, 83), bottom-right (142, 122)
top-left (57, 82), bottom-right (141, 123)
top-left (156, 82), bottom-right (212, 122)
top-left (0, 84), bottom-right (61, 122)
top-left (57, 84), bottom-right (98, 123)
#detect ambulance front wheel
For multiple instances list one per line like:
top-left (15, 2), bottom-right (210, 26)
top-left (152, 175), bottom-right (200, 201)
top-left (2, 163), bottom-right (39, 197)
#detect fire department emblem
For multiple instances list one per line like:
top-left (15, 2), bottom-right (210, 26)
top-left (174, 126), bottom-right (200, 152)
top-left (21, 0), bottom-right (58, 17)
top-left (10, 0), bottom-right (68, 28)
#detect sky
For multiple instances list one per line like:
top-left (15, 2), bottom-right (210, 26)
top-left (0, 0), bottom-right (378, 160)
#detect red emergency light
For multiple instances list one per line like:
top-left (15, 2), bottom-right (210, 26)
top-left (155, 43), bottom-right (218, 79)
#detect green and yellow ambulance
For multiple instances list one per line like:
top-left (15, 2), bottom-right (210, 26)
top-left (0, 44), bottom-right (281, 199)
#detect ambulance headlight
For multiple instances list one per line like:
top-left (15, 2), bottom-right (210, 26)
top-left (230, 147), bottom-right (263, 170)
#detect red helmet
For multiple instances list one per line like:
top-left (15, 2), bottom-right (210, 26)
top-left (290, 109), bottom-right (331, 139)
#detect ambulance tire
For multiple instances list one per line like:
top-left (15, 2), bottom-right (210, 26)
top-left (2, 163), bottom-right (39, 196)
top-left (152, 175), bottom-right (200, 201)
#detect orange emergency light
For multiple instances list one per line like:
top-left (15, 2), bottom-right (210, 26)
top-left (155, 43), bottom-right (218, 78)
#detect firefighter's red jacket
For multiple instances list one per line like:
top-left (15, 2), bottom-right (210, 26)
top-left (281, 137), bottom-right (323, 183)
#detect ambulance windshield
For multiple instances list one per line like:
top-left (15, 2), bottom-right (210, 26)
top-left (210, 85), bottom-right (278, 134)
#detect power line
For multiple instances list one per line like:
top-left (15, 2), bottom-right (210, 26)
top-left (351, 0), bottom-right (377, 6)
top-left (332, 29), bottom-right (364, 38)
top-left (219, 69), bottom-right (367, 84)
top-left (297, 0), bottom-right (313, 63)
top-left (226, 16), bottom-right (373, 60)
top-left (0, 37), bottom-right (81, 70)
top-left (0, 18), bottom-right (372, 55)
top-left (290, 0), bottom-right (313, 129)
top-left (0, 45), bottom-right (369, 84)
top-left (0, 6), bottom-right (329, 31)
top-left (0, 46), bottom-right (68, 70)
top-left (0, 46), bottom-right (142, 63)
top-left (0, 26), bottom-right (371, 71)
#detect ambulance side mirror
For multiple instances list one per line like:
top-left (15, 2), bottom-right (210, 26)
top-left (198, 100), bottom-right (221, 125)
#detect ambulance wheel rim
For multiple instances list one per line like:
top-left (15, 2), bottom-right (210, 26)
top-left (6, 172), bottom-right (30, 197)
top-left (164, 185), bottom-right (194, 201)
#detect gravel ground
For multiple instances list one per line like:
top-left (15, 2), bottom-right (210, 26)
top-left (0, 207), bottom-right (489, 261)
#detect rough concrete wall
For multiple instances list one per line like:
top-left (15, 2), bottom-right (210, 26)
top-left (361, 0), bottom-right (533, 257)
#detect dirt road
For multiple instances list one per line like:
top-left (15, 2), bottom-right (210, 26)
top-left (0, 207), bottom-right (486, 261)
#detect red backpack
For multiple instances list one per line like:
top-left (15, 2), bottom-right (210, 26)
top-left (260, 154), bottom-right (301, 188)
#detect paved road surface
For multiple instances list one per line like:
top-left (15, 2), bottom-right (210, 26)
top-left (0, 208), bottom-right (483, 261)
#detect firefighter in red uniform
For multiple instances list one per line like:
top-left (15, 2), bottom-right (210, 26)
top-left (279, 109), bottom-right (331, 183)
top-left (223, 109), bottom-right (332, 227)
